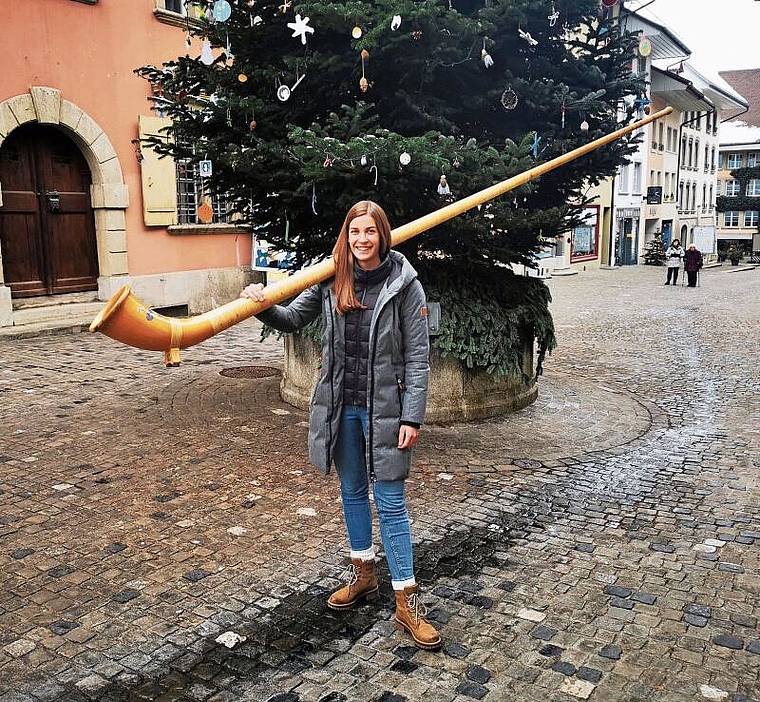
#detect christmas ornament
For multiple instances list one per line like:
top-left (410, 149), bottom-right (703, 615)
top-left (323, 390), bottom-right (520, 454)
top-left (412, 30), bottom-right (422, 40)
top-left (437, 175), bottom-right (450, 195)
top-left (252, 15), bottom-right (263, 25)
top-left (399, 152), bottom-right (411, 166)
top-left (360, 155), bottom-right (368, 166)
top-left (198, 199), bottom-right (214, 223)
top-left (548, 2), bottom-right (559, 27)
top-left (287, 14), bottom-right (314, 45)
top-left (200, 40), bottom-right (215, 66)
top-left (500, 88), bottom-right (518, 110)
top-left (601, 0), bottom-right (618, 6)
top-left (370, 163), bottom-right (378, 185)
top-left (352, 26), bottom-right (363, 39)
top-left (481, 38), bottom-right (494, 68)
top-left (278, 0), bottom-right (292, 12)
top-left (277, 72), bottom-right (306, 101)
top-left (561, 100), bottom-right (566, 128)
top-left (580, 120), bottom-right (589, 131)
top-left (213, 0), bottom-right (232, 22)
top-left (633, 94), bottom-right (651, 112)
top-left (518, 28), bottom-right (538, 46)
top-left (530, 133), bottom-right (542, 158)
top-left (391, 15), bottom-right (402, 31)
top-left (452, 157), bottom-right (461, 168)
top-left (199, 159), bottom-right (213, 177)
top-left (249, 119), bottom-right (257, 130)
top-left (238, 73), bottom-right (248, 82)
top-left (638, 35), bottom-right (652, 57)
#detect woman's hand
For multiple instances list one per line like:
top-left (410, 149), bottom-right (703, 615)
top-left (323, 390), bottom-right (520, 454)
top-left (240, 283), bottom-right (266, 302)
top-left (398, 425), bottom-right (419, 450)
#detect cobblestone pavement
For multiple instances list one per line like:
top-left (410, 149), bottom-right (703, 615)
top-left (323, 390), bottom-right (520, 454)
top-left (0, 265), bottom-right (758, 702)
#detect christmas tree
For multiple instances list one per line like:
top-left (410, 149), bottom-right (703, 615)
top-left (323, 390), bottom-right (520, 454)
top-left (137, 0), bottom-right (644, 376)
top-left (643, 232), bottom-right (666, 266)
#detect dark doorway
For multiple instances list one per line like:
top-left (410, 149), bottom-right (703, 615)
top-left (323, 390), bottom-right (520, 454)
top-left (0, 124), bottom-right (99, 297)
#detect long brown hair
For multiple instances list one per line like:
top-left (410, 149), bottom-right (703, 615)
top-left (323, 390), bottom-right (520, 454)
top-left (332, 201), bottom-right (392, 314)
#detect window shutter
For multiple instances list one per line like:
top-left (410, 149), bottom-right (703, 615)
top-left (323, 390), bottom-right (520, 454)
top-left (139, 115), bottom-right (178, 226)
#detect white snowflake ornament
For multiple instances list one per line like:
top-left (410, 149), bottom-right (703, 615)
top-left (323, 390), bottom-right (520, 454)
top-left (287, 14), bottom-right (314, 45)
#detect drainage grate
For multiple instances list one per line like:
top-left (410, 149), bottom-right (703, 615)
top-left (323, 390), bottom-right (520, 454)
top-left (219, 366), bottom-right (280, 379)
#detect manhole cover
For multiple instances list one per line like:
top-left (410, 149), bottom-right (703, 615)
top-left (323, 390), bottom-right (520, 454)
top-left (219, 366), bottom-right (280, 379)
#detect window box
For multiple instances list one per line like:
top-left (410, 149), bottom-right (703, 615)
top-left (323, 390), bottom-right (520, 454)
top-left (168, 224), bottom-right (250, 236)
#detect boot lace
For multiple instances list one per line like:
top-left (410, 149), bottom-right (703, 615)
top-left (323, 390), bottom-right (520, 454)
top-left (339, 563), bottom-right (359, 588)
top-left (405, 592), bottom-right (428, 623)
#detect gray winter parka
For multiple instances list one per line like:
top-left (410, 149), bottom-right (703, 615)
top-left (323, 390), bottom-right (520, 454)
top-left (256, 250), bottom-right (429, 482)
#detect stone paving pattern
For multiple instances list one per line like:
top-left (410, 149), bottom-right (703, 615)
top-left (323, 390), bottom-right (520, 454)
top-left (0, 265), bottom-right (758, 702)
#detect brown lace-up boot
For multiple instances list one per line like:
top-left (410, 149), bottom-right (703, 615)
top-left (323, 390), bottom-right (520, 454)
top-left (394, 584), bottom-right (442, 650)
top-left (327, 558), bottom-right (379, 610)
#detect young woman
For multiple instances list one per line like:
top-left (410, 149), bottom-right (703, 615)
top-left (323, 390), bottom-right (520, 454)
top-left (664, 238), bottom-right (685, 285)
top-left (240, 200), bottom-right (441, 650)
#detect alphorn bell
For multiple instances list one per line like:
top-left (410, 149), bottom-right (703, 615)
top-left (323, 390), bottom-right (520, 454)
top-left (90, 107), bottom-right (673, 366)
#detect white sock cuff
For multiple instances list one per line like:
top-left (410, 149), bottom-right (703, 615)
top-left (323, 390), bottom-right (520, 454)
top-left (392, 577), bottom-right (417, 591)
top-left (350, 546), bottom-right (375, 561)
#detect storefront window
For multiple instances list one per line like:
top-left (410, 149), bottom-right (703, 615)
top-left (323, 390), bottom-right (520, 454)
top-left (571, 206), bottom-right (599, 262)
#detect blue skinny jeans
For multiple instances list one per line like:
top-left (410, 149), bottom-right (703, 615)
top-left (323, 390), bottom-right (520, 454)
top-left (333, 405), bottom-right (414, 582)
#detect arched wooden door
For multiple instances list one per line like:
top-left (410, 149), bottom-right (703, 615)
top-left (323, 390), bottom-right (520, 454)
top-left (0, 124), bottom-right (98, 297)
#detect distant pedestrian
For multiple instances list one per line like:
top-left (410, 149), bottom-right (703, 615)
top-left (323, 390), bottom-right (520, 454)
top-left (240, 200), bottom-right (441, 650)
top-left (683, 244), bottom-right (703, 288)
top-left (664, 239), bottom-right (684, 285)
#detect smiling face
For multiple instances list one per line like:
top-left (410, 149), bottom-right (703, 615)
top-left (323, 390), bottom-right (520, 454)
top-left (348, 213), bottom-right (382, 270)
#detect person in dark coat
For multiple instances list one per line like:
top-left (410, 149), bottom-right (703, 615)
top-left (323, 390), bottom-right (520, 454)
top-left (683, 244), bottom-right (703, 287)
top-left (240, 201), bottom-right (441, 650)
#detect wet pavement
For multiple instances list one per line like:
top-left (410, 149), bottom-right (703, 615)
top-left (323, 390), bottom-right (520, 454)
top-left (0, 264), bottom-right (758, 702)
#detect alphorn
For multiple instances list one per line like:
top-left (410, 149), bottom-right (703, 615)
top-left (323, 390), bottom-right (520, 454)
top-left (90, 106), bottom-right (673, 366)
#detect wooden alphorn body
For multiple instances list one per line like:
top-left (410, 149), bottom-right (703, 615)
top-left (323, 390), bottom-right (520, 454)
top-left (90, 107), bottom-right (673, 365)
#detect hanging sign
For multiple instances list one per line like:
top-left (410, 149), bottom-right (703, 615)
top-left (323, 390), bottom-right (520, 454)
top-left (199, 160), bottom-right (213, 177)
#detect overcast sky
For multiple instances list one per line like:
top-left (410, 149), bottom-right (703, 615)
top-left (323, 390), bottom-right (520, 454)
top-left (627, 0), bottom-right (760, 73)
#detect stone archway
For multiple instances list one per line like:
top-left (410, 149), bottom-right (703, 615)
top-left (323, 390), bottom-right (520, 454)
top-left (0, 87), bottom-right (129, 325)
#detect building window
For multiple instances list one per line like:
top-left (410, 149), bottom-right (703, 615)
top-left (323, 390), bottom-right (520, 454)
top-left (618, 164), bottom-right (630, 193)
top-left (718, 153), bottom-right (724, 168)
top-left (163, 0), bottom-right (185, 13)
top-left (632, 162), bottom-right (642, 194)
top-left (727, 153), bottom-right (742, 169)
top-left (748, 153), bottom-right (757, 167)
top-left (725, 180), bottom-right (740, 196)
top-left (747, 179), bottom-right (760, 196)
top-left (175, 159), bottom-right (231, 224)
top-left (724, 211), bottom-right (740, 227)
top-left (744, 211), bottom-right (759, 227)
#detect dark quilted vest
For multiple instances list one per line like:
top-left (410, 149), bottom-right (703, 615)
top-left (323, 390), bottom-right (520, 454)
top-left (343, 257), bottom-right (392, 407)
